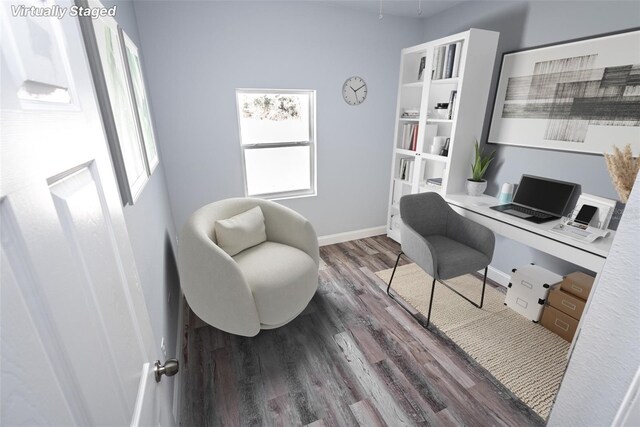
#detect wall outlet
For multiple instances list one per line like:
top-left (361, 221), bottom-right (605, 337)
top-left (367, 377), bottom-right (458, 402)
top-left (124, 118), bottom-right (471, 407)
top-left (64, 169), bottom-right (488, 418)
top-left (160, 337), bottom-right (167, 357)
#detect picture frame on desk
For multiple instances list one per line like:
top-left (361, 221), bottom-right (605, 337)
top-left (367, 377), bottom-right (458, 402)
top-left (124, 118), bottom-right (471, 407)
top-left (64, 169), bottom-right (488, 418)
top-left (488, 28), bottom-right (640, 156)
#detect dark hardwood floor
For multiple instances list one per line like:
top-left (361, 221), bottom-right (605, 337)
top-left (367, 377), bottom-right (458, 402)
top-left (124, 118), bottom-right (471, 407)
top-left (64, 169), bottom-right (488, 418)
top-left (179, 236), bottom-right (544, 426)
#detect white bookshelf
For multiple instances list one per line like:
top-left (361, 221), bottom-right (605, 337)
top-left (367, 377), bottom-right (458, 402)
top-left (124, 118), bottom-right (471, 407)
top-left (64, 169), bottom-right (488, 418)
top-left (386, 29), bottom-right (499, 243)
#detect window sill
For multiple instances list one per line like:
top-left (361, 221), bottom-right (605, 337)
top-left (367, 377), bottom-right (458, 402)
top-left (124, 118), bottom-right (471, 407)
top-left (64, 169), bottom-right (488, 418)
top-left (249, 190), bottom-right (317, 201)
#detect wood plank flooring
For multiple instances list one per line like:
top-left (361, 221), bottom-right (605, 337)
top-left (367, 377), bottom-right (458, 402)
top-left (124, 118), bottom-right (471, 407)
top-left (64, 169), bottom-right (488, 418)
top-left (179, 236), bottom-right (544, 426)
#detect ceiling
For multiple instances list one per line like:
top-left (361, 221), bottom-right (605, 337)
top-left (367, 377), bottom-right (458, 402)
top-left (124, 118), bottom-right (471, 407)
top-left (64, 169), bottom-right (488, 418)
top-left (144, 0), bottom-right (465, 19)
top-left (324, 0), bottom-right (463, 18)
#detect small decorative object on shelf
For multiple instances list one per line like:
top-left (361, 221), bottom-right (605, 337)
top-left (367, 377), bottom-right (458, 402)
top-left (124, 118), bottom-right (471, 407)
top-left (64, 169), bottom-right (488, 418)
top-left (467, 140), bottom-right (495, 196)
top-left (604, 144), bottom-right (640, 203)
top-left (427, 177), bottom-right (443, 186)
top-left (441, 137), bottom-right (451, 157)
top-left (401, 108), bottom-right (420, 119)
top-left (430, 136), bottom-right (449, 155)
top-left (433, 103), bottom-right (449, 119)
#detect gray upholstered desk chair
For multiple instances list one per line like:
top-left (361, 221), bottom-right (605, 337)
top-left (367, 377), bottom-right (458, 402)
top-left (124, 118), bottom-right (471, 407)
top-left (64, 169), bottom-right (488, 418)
top-left (387, 192), bottom-right (495, 328)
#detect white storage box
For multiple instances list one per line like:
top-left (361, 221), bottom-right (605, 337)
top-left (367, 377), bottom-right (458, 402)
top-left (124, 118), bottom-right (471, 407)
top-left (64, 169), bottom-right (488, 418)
top-left (505, 264), bottom-right (563, 322)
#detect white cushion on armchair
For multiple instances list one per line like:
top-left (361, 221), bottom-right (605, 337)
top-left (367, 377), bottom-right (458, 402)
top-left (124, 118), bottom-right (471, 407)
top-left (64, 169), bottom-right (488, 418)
top-left (215, 206), bottom-right (267, 256)
top-left (178, 198), bottom-right (319, 336)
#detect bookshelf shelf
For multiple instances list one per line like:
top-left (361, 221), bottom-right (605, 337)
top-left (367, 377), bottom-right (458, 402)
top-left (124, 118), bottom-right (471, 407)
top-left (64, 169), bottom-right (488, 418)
top-left (431, 77), bottom-right (460, 85)
top-left (421, 153), bottom-right (449, 162)
top-left (426, 119), bottom-right (454, 123)
top-left (386, 29), bottom-right (499, 244)
top-left (393, 177), bottom-right (412, 186)
top-left (396, 149), bottom-right (417, 156)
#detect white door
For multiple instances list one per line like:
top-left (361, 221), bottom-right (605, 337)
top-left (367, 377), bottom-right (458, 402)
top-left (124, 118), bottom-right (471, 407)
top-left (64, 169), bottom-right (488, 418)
top-left (0, 2), bottom-right (173, 425)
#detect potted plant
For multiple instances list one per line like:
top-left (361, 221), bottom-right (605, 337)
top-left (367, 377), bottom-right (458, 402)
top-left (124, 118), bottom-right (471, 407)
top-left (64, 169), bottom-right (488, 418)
top-left (467, 140), bottom-right (495, 196)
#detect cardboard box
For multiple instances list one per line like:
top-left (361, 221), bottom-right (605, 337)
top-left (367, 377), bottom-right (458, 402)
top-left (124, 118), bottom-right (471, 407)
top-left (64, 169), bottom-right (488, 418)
top-left (561, 271), bottom-right (595, 301)
top-left (541, 305), bottom-right (579, 342)
top-left (548, 287), bottom-right (586, 320)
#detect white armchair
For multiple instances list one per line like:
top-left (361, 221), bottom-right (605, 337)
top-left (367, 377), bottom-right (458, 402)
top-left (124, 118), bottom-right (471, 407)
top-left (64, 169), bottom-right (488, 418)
top-left (178, 198), bottom-right (319, 337)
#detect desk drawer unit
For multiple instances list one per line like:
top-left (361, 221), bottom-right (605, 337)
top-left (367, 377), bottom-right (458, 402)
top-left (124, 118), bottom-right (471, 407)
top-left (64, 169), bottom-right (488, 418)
top-left (505, 264), bottom-right (563, 322)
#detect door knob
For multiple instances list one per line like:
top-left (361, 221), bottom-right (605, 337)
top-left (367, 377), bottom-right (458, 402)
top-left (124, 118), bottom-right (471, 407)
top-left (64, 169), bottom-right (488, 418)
top-left (154, 359), bottom-right (179, 382)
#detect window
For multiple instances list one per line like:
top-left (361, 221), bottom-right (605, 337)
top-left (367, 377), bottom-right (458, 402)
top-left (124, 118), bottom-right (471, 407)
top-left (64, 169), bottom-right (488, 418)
top-left (236, 89), bottom-right (316, 199)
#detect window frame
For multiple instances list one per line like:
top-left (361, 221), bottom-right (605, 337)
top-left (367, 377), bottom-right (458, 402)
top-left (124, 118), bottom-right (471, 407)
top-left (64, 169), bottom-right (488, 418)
top-left (235, 88), bottom-right (317, 200)
top-left (78, 0), bottom-right (159, 206)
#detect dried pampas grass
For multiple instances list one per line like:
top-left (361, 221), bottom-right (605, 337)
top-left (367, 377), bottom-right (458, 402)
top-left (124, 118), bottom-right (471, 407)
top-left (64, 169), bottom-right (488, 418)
top-left (604, 144), bottom-right (640, 203)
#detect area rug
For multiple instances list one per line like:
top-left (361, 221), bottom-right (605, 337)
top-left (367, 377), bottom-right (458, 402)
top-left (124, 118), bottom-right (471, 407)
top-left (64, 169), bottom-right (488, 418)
top-left (375, 263), bottom-right (570, 419)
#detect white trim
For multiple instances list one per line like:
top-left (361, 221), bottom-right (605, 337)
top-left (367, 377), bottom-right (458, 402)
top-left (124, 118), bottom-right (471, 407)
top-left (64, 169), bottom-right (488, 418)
top-left (172, 291), bottom-right (185, 425)
top-left (612, 366), bottom-right (640, 427)
top-left (318, 226), bottom-right (386, 247)
top-left (485, 265), bottom-right (511, 287)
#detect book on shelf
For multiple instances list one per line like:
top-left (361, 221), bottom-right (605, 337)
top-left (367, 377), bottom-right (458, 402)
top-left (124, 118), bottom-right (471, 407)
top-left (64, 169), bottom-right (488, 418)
top-left (452, 41), bottom-right (462, 78)
top-left (411, 124), bottom-right (418, 151)
top-left (444, 43), bottom-right (456, 79)
top-left (400, 123), bottom-right (419, 151)
top-left (433, 45), bottom-right (446, 80)
top-left (398, 158), bottom-right (414, 181)
top-left (417, 56), bottom-right (426, 81)
top-left (431, 41), bottom-right (463, 80)
top-left (426, 177), bottom-right (443, 186)
top-left (447, 90), bottom-right (457, 120)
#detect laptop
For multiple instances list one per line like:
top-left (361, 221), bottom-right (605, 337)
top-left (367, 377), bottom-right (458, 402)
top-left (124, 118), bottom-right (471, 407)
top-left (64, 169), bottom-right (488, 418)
top-left (490, 175), bottom-right (577, 224)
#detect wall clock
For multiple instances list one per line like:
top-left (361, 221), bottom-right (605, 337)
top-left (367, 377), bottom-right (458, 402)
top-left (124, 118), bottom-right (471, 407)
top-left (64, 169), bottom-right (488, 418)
top-left (342, 76), bottom-right (367, 106)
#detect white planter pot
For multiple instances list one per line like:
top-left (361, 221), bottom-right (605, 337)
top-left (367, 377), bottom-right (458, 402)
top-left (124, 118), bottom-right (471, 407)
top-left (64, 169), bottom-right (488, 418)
top-left (467, 179), bottom-right (487, 196)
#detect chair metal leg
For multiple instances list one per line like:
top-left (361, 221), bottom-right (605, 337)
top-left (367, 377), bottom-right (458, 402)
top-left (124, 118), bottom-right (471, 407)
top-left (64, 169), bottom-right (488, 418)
top-left (385, 255), bottom-right (488, 332)
top-left (436, 266), bottom-right (488, 309)
top-left (425, 277), bottom-right (436, 328)
top-left (386, 252), bottom-right (403, 295)
top-left (479, 267), bottom-right (487, 309)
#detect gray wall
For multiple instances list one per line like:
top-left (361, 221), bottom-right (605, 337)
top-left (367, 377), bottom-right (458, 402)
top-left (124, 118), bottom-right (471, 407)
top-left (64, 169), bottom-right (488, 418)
top-left (422, 1), bottom-right (640, 276)
top-left (103, 0), bottom-right (181, 365)
top-left (132, 1), bottom-right (424, 236)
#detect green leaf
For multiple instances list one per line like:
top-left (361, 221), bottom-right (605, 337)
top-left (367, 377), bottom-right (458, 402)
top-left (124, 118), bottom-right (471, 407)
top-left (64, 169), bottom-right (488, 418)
top-left (470, 140), bottom-right (495, 181)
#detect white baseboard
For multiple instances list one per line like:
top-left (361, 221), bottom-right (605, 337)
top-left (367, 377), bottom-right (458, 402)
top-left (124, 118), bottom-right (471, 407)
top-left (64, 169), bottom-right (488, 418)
top-left (318, 226), bottom-right (387, 246)
top-left (486, 265), bottom-right (511, 287)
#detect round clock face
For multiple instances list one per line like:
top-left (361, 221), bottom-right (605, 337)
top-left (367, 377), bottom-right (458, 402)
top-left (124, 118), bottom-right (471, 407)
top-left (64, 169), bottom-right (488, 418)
top-left (342, 76), bottom-right (367, 105)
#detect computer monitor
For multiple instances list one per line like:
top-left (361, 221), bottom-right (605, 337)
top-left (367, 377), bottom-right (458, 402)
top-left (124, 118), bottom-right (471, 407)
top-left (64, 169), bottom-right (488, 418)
top-left (513, 175), bottom-right (577, 216)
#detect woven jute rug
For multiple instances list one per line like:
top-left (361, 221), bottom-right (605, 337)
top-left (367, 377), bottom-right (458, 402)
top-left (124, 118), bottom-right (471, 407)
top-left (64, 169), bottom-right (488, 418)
top-left (375, 263), bottom-right (570, 419)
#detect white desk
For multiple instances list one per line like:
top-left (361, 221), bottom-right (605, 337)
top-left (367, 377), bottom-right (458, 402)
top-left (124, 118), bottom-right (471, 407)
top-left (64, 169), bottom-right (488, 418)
top-left (445, 193), bottom-right (614, 273)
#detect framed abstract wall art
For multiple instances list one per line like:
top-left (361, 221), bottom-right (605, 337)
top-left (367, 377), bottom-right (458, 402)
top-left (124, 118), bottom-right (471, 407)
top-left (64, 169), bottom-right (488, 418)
top-left (488, 29), bottom-right (640, 155)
